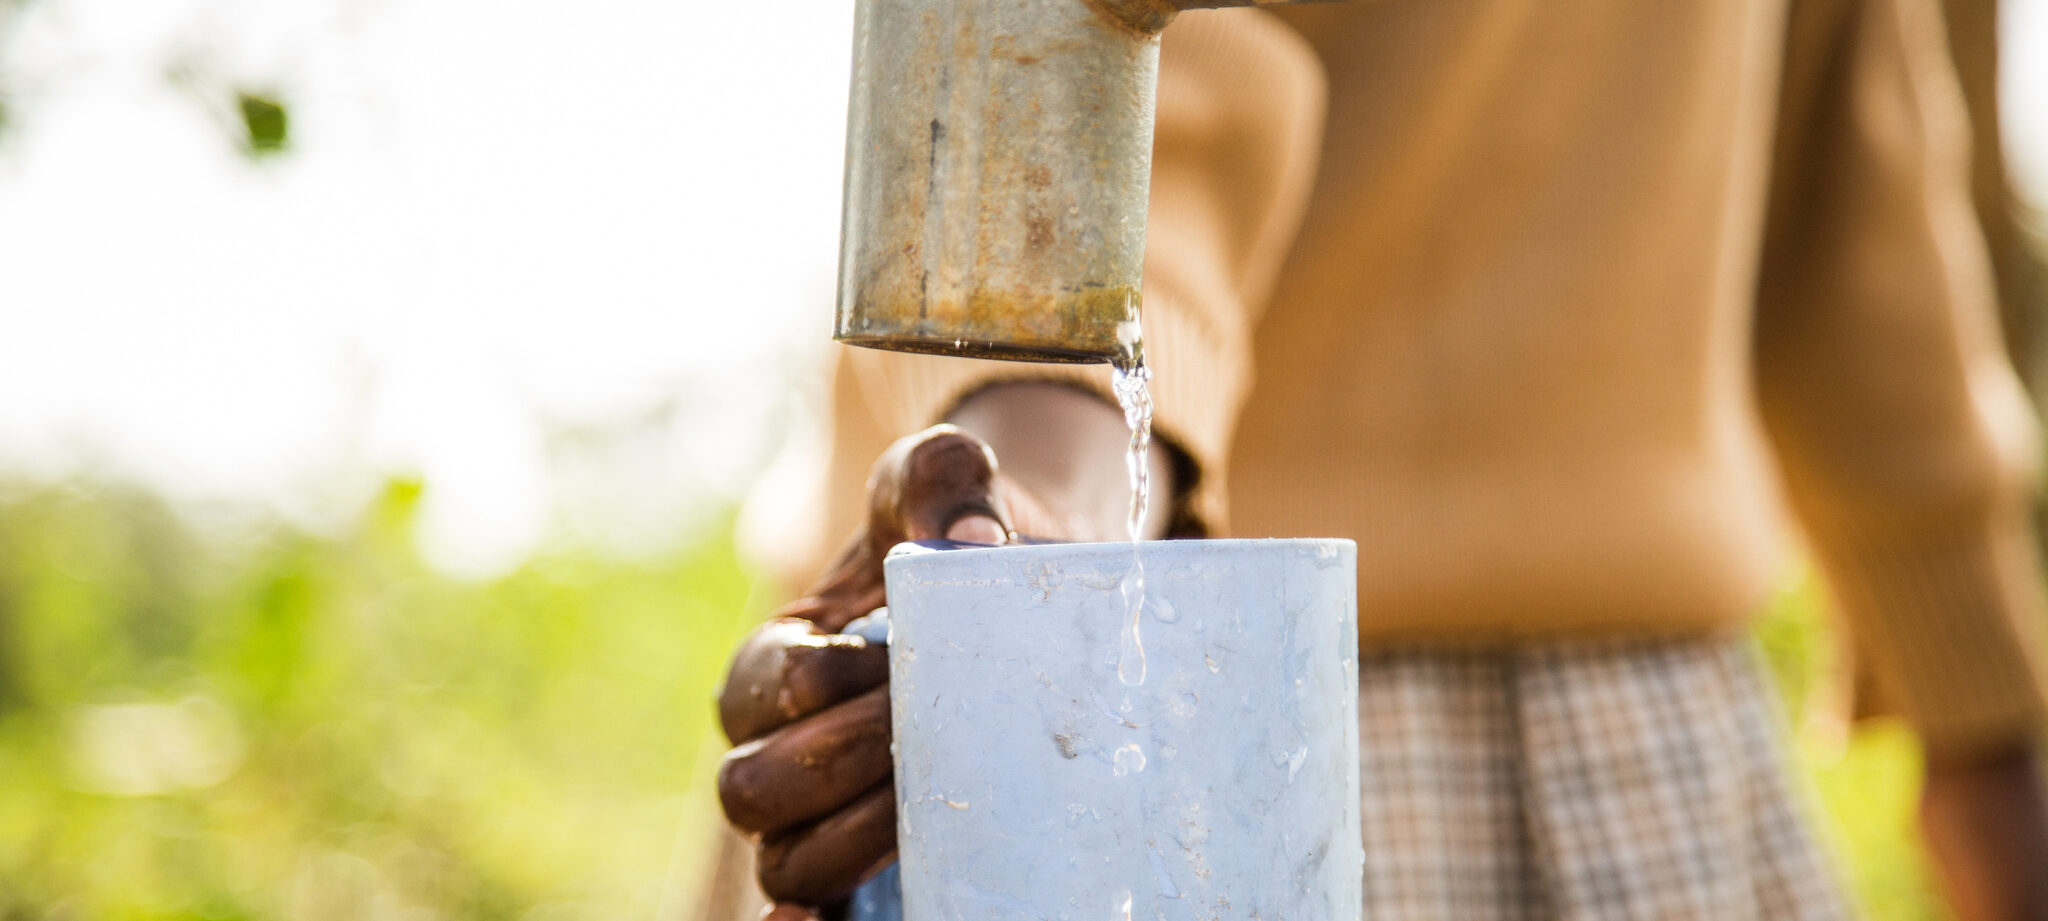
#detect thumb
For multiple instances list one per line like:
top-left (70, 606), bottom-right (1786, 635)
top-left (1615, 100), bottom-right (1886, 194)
top-left (869, 425), bottom-right (1013, 546)
top-left (762, 904), bottom-right (825, 921)
top-left (788, 426), bottom-right (1009, 633)
top-left (944, 514), bottom-right (1007, 544)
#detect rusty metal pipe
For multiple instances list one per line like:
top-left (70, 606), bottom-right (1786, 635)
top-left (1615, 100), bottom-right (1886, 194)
top-left (834, 0), bottom-right (1337, 364)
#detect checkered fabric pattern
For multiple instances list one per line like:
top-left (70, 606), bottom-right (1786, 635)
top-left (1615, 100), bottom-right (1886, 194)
top-left (1356, 637), bottom-right (1854, 921)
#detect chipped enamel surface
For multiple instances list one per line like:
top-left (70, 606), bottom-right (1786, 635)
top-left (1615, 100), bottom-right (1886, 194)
top-left (874, 539), bottom-right (1362, 921)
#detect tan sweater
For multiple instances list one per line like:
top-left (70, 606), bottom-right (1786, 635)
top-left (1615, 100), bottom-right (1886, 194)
top-left (805, 0), bottom-right (2048, 755)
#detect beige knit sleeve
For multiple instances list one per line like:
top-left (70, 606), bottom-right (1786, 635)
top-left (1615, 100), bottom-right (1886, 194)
top-left (1754, 0), bottom-right (2048, 756)
top-left (836, 8), bottom-right (1326, 533)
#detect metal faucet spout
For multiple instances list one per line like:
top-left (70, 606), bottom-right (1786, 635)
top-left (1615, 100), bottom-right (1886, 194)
top-left (833, 0), bottom-right (1334, 364)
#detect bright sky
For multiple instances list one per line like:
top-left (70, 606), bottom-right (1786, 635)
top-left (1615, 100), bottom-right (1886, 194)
top-left (0, 0), bottom-right (2045, 577)
top-left (0, 0), bottom-right (856, 575)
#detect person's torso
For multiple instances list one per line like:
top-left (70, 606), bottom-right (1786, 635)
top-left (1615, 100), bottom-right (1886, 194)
top-left (1235, 0), bottom-right (1794, 638)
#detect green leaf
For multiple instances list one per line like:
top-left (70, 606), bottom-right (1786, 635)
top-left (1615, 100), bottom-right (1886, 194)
top-left (236, 93), bottom-right (288, 157)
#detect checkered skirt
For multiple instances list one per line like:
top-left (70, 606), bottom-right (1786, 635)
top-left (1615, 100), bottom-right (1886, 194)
top-left (1355, 637), bottom-right (1853, 921)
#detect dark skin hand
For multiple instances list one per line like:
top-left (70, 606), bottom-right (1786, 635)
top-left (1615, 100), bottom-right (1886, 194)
top-left (717, 384), bottom-right (1177, 920)
top-left (1920, 743), bottom-right (2048, 921)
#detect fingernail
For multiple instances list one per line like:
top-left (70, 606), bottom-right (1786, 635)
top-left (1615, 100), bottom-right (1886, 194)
top-left (944, 515), bottom-right (1006, 544)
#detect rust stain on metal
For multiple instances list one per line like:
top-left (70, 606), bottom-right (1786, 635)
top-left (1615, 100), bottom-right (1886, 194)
top-left (836, 0), bottom-right (1340, 364)
top-left (1079, 0), bottom-right (1177, 36)
top-left (838, 284), bottom-right (1140, 363)
top-left (837, 0), bottom-right (1162, 364)
top-left (988, 33), bottom-right (1048, 66)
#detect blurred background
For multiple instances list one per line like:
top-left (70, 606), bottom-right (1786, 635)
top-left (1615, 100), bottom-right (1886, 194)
top-left (0, 1), bottom-right (2046, 919)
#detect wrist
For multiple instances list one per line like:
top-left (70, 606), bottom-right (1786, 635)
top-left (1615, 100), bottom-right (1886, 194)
top-left (1918, 740), bottom-right (2048, 921)
top-left (944, 381), bottom-right (1177, 541)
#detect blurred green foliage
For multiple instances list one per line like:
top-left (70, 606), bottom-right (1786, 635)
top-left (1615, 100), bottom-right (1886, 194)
top-left (1754, 574), bottom-right (1949, 921)
top-left (0, 479), bottom-right (1960, 919)
top-left (0, 479), bottom-right (759, 920)
top-left (236, 94), bottom-right (288, 158)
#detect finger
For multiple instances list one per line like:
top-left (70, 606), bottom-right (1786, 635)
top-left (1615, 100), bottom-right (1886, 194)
top-left (758, 782), bottom-right (898, 905)
top-left (779, 639), bottom-right (890, 725)
top-left (719, 619), bottom-right (890, 744)
top-left (870, 426), bottom-right (1013, 546)
top-left (780, 578), bottom-right (887, 635)
top-left (899, 428), bottom-right (1010, 541)
top-left (719, 686), bottom-right (893, 835)
top-left (791, 529), bottom-right (890, 633)
top-left (761, 904), bottom-right (824, 921)
top-left (944, 513), bottom-right (1007, 544)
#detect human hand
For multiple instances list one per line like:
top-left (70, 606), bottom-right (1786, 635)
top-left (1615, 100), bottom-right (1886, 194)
top-left (715, 425), bottom-right (1067, 917)
top-left (717, 380), bottom-right (1183, 917)
top-left (1919, 743), bottom-right (2048, 921)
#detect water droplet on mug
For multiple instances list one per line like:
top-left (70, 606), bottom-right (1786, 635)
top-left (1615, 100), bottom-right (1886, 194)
top-left (1112, 743), bottom-right (1147, 777)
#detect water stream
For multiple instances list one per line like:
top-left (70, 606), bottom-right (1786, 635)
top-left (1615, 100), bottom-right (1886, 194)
top-left (1110, 317), bottom-right (1152, 688)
